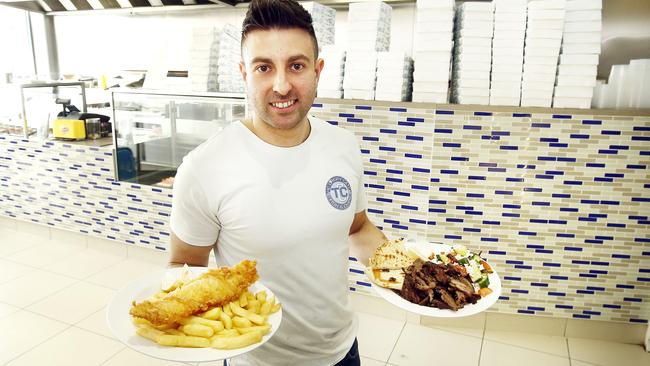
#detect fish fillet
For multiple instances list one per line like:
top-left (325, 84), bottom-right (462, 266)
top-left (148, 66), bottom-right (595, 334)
top-left (130, 259), bottom-right (259, 326)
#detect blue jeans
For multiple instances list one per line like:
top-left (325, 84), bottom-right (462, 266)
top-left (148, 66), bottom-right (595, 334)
top-left (222, 338), bottom-right (360, 366)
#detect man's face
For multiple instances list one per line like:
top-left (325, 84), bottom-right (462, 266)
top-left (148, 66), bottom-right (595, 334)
top-left (240, 28), bottom-right (323, 131)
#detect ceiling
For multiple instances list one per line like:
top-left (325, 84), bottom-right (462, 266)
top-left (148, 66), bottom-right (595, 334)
top-left (0, 0), bottom-right (248, 13)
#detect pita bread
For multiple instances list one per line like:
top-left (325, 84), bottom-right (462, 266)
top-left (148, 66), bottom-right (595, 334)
top-left (367, 238), bottom-right (415, 290)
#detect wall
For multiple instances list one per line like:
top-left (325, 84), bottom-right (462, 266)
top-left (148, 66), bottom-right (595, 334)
top-left (1, 101), bottom-right (649, 325)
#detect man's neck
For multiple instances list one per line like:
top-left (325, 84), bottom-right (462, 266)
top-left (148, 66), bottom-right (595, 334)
top-left (244, 117), bottom-right (311, 147)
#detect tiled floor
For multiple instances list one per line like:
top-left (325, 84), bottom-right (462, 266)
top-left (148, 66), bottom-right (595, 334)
top-left (1, 225), bottom-right (649, 366)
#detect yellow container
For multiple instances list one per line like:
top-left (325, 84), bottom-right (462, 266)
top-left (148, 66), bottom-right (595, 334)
top-left (53, 119), bottom-right (86, 139)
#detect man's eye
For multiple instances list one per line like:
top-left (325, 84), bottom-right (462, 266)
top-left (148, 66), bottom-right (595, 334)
top-left (291, 64), bottom-right (304, 71)
top-left (256, 65), bottom-right (270, 73)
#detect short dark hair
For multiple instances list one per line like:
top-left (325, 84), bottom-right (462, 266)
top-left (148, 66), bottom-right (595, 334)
top-left (241, 0), bottom-right (319, 59)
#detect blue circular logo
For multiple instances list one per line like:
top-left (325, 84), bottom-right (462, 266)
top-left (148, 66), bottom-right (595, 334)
top-left (326, 176), bottom-right (352, 210)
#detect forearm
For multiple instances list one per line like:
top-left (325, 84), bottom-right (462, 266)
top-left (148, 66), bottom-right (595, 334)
top-left (349, 220), bottom-right (387, 267)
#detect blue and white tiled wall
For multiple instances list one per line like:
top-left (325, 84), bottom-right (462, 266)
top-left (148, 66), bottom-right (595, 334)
top-left (1, 100), bottom-right (649, 325)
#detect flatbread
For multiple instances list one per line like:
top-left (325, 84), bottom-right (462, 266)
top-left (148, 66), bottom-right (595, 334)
top-left (367, 238), bottom-right (415, 290)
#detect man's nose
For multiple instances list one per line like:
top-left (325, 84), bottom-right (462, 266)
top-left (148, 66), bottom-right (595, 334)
top-left (273, 70), bottom-right (291, 96)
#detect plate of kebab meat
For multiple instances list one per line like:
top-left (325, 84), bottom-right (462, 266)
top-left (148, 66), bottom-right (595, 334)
top-left (106, 260), bottom-right (282, 362)
top-left (366, 238), bottom-right (501, 317)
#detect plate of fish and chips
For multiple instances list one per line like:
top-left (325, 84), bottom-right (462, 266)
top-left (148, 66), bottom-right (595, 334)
top-left (106, 260), bottom-right (282, 362)
top-left (366, 239), bottom-right (501, 317)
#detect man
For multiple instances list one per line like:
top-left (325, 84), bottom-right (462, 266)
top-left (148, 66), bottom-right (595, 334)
top-left (169, 0), bottom-right (386, 364)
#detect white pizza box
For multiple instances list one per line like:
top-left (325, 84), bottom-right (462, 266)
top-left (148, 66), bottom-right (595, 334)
top-left (376, 68), bottom-right (412, 80)
top-left (522, 73), bottom-right (556, 84)
top-left (455, 19), bottom-right (494, 29)
top-left (454, 52), bottom-right (492, 64)
top-left (492, 62), bottom-right (524, 74)
top-left (557, 64), bottom-right (598, 76)
top-left (412, 80), bottom-right (450, 92)
top-left (456, 11), bottom-right (494, 22)
top-left (556, 74), bottom-right (598, 86)
top-left (458, 1), bottom-right (493, 12)
top-left (343, 80), bottom-right (376, 91)
top-left (489, 87), bottom-right (521, 98)
top-left (494, 21), bottom-right (528, 31)
top-left (413, 51), bottom-right (452, 64)
top-left (494, 0), bottom-right (527, 12)
top-left (523, 45), bottom-right (561, 57)
top-left (526, 18), bottom-right (566, 30)
top-left (560, 42), bottom-right (601, 55)
top-left (413, 66), bottom-right (451, 82)
top-left (552, 96), bottom-right (592, 108)
top-left (455, 95), bottom-right (490, 105)
top-left (347, 40), bottom-right (389, 52)
top-left (521, 88), bottom-right (554, 99)
top-left (376, 53), bottom-right (411, 63)
top-left (414, 35), bottom-right (454, 51)
top-left (492, 54), bottom-right (524, 65)
top-left (492, 38), bottom-right (525, 48)
top-left (452, 61), bottom-right (492, 72)
top-left (563, 32), bottom-right (601, 43)
top-left (521, 96), bottom-right (553, 107)
top-left (454, 69), bottom-right (492, 80)
top-left (456, 27), bottom-right (494, 38)
top-left (348, 2), bottom-right (392, 21)
top-left (415, 20), bottom-right (454, 32)
top-left (490, 95), bottom-right (521, 106)
top-left (416, 8), bottom-right (455, 22)
top-left (345, 50), bottom-right (379, 62)
top-left (559, 53), bottom-right (599, 65)
top-left (317, 89), bottom-right (343, 98)
top-left (347, 21), bottom-right (390, 33)
top-left (528, 0), bottom-right (567, 10)
top-left (491, 80), bottom-right (522, 90)
top-left (452, 77), bottom-right (490, 89)
top-left (494, 11), bottom-right (527, 22)
top-left (455, 37), bottom-right (492, 48)
top-left (343, 88), bottom-right (376, 100)
top-left (527, 9), bottom-right (566, 20)
top-left (376, 83), bottom-right (411, 93)
top-left (412, 91), bottom-right (448, 103)
top-left (566, 0), bottom-right (602, 11)
top-left (524, 29), bottom-right (564, 40)
top-left (523, 63), bottom-right (559, 75)
top-left (416, 0), bottom-right (454, 9)
top-left (492, 46), bottom-right (525, 57)
top-left (525, 37), bottom-right (562, 49)
top-left (491, 71), bottom-right (524, 82)
top-left (524, 55), bottom-right (561, 65)
top-left (494, 28), bottom-right (527, 40)
top-left (413, 30), bottom-right (453, 44)
top-left (522, 80), bottom-right (556, 92)
top-left (565, 9), bottom-right (602, 22)
top-left (563, 20), bottom-right (602, 33)
top-left (374, 92), bottom-right (410, 102)
top-left (452, 86), bottom-right (490, 97)
top-left (553, 85), bottom-right (595, 98)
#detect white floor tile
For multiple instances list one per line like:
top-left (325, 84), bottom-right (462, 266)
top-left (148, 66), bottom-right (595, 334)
top-left (565, 318), bottom-right (647, 345)
top-left (85, 258), bottom-right (162, 290)
top-left (0, 231), bottom-right (42, 257)
top-left (15, 220), bottom-right (51, 239)
top-left (49, 228), bottom-right (87, 248)
top-left (568, 338), bottom-right (650, 366)
top-left (5, 241), bottom-right (80, 268)
top-left (0, 310), bottom-right (69, 365)
top-left (479, 339), bottom-right (571, 366)
top-left (0, 269), bottom-right (78, 307)
top-left (87, 236), bottom-right (128, 257)
top-left (128, 244), bottom-right (170, 266)
top-left (0, 258), bottom-right (36, 284)
top-left (356, 312), bottom-right (405, 362)
top-left (42, 248), bottom-right (126, 279)
top-left (26, 281), bottom-right (115, 324)
top-left (0, 216), bottom-right (17, 230)
top-left (388, 323), bottom-right (482, 366)
top-left (102, 346), bottom-right (190, 366)
top-left (350, 292), bottom-right (408, 322)
top-left (361, 356), bottom-right (386, 366)
top-left (75, 307), bottom-right (115, 339)
top-left (483, 330), bottom-right (569, 357)
top-left (485, 312), bottom-right (567, 336)
top-left (0, 301), bottom-right (20, 319)
top-left (5, 326), bottom-right (123, 366)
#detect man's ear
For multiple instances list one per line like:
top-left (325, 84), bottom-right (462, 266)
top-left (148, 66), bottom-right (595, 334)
top-left (315, 58), bottom-right (325, 81)
top-left (239, 61), bottom-right (247, 83)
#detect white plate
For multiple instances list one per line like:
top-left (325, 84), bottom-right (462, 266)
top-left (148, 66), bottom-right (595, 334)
top-left (367, 241), bottom-right (501, 318)
top-left (106, 266), bottom-right (282, 363)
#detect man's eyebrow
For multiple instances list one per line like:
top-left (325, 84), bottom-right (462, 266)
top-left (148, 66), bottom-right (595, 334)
top-left (250, 54), bottom-right (311, 64)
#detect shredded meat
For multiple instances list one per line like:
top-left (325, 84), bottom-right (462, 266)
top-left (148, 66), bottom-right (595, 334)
top-left (399, 259), bottom-right (481, 310)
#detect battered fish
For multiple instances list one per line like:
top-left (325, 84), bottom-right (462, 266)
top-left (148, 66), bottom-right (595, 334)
top-left (130, 259), bottom-right (259, 326)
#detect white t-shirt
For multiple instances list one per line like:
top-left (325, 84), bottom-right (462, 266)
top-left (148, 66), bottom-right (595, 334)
top-left (170, 117), bottom-right (367, 366)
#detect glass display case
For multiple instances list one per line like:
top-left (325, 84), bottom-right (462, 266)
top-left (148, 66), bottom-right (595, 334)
top-left (111, 89), bottom-right (246, 187)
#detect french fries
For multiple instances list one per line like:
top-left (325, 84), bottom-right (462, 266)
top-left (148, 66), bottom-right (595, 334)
top-left (132, 289), bottom-right (281, 350)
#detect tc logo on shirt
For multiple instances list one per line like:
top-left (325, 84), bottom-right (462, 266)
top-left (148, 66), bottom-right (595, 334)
top-left (325, 176), bottom-right (352, 210)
